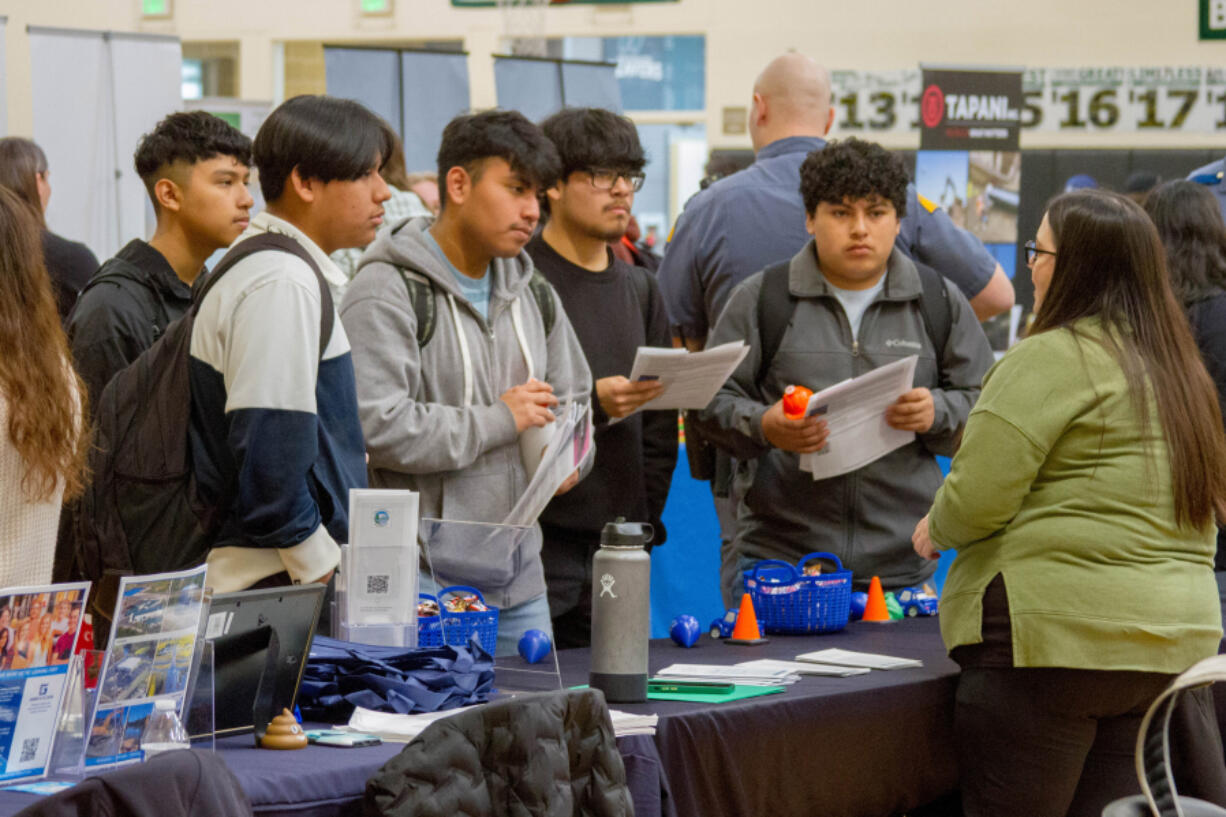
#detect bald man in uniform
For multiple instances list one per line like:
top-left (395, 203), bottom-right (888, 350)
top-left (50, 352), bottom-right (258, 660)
top-left (658, 53), bottom-right (1014, 607)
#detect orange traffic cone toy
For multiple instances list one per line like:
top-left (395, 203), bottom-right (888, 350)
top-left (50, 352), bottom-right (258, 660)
top-left (862, 576), bottom-right (892, 623)
top-left (725, 593), bottom-right (769, 645)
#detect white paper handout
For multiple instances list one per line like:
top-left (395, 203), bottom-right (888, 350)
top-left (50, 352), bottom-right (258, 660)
top-left (797, 355), bottom-right (918, 481)
top-left (505, 401), bottom-right (594, 526)
top-left (624, 341), bottom-right (749, 413)
top-left (735, 658), bottom-right (871, 678)
top-left (794, 648), bottom-right (924, 671)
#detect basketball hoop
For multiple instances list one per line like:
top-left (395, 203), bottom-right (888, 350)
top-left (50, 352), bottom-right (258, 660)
top-left (496, 0), bottom-right (550, 58)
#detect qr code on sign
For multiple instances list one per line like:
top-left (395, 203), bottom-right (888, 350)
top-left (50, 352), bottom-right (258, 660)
top-left (19, 737), bottom-right (38, 763)
top-left (366, 575), bottom-right (390, 595)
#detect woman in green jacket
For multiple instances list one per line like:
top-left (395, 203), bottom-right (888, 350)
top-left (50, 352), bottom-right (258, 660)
top-left (912, 189), bottom-right (1226, 817)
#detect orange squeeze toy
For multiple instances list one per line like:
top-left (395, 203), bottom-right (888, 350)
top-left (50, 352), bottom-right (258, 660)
top-left (782, 385), bottom-right (814, 420)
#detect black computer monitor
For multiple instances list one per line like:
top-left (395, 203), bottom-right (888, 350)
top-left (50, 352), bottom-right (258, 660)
top-left (203, 584), bottom-right (325, 738)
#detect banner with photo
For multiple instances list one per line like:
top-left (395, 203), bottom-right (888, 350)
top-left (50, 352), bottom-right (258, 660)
top-left (916, 65), bottom-right (1023, 349)
top-left (84, 566), bottom-right (207, 768)
top-left (0, 582), bottom-right (90, 786)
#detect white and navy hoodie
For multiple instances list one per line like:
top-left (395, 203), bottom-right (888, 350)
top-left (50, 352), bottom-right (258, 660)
top-left (189, 212), bottom-right (367, 593)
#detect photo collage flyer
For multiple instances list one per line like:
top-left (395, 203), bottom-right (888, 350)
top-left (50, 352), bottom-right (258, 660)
top-left (0, 582), bottom-right (90, 785)
top-left (84, 565), bottom-right (207, 768)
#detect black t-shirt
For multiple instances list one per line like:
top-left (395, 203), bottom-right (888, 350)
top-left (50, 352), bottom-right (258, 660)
top-left (527, 234), bottom-right (678, 542)
top-left (42, 230), bottom-right (99, 323)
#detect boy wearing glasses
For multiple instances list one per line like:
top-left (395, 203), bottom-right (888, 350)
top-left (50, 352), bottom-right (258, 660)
top-left (340, 110), bottom-right (593, 656)
top-left (527, 107), bottom-right (677, 648)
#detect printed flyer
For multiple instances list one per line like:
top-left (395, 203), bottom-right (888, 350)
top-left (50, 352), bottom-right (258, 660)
top-left (84, 566), bottom-right (207, 768)
top-left (0, 582), bottom-right (89, 785)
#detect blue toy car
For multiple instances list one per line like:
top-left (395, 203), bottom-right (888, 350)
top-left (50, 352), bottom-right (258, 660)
top-left (708, 608), bottom-right (738, 639)
top-left (895, 587), bottom-right (938, 617)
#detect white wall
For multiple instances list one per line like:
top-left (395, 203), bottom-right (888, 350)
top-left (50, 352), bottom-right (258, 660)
top-left (3, 0), bottom-right (1224, 148)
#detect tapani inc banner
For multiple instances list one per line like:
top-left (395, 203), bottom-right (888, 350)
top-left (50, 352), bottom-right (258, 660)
top-left (827, 67), bottom-right (1226, 137)
top-left (919, 66), bottom-right (1023, 151)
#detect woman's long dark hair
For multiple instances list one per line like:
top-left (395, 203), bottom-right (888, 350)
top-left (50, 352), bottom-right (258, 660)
top-left (1031, 188), bottom-right (1226, 529)
top-left (1143, 180), bottom-right (1226, 305)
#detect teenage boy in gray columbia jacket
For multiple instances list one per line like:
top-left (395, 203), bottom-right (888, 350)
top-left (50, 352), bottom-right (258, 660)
top-left (703, 138), bottom-right (993, 595)
top-left (339, 111), bottom-right (592, 656)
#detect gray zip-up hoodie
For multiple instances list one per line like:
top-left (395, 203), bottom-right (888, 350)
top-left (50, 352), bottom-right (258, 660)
top-left (703, 241), bottom-right (994, 589)
top-left (339, 218), bottom-right (593, 609)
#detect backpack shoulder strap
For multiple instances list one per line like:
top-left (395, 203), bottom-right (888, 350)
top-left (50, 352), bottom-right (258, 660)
top-left (755, 260), bottom-right (798, 387)
top-left (80, 258), bottom-right (174, 334)
top-left (200, 233), bottom-right (334, 360)
top-left (912, 261), bottom-right (952, 361)
top-left (395, 268), bottom-right (436, 347)
top-left (528, 270), bottom-right (557, 336)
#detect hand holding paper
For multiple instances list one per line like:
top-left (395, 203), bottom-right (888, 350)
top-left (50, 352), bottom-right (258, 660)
top-left (885, 388), bottom-right (935, 433)
top-left (596, 376), bottom-right (664, 419)
top-left (500, 378), bottom-right (558, 432)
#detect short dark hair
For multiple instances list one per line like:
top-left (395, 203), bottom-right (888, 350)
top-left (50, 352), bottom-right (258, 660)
top-left (436, 110), bottom-right (561, 209)
top-left (540, 107), bottom-right (645, 179)
top-left (253, 95), bottom-right (395, 202)
top-left (798, 137), bottom-right (908, 218)
top-left (134, 111), bottom-right (252, 205)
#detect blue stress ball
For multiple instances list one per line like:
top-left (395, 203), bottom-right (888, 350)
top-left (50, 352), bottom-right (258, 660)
top-left (849, 591), bottom-right (869, 621)
top-left (669, 614), bottom-right (701, 648)
top-left (518, 629), bottom-right (552, 664)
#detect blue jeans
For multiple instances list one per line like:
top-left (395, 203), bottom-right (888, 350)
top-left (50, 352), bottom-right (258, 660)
top-left (419, 574), bottom-right (553, 658)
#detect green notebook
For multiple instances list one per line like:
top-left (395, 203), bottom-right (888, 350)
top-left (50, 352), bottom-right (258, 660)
top-left (574, 684), bottom-right (786, 704)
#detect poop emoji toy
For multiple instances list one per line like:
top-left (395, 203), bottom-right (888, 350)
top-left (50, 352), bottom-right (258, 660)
top-left (260, 709), bottom-right (308, 750)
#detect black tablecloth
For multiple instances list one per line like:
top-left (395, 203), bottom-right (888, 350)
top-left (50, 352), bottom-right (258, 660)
top-left (532, 616), bottom-right (961, 817)
top-left (0, 617), bottom-right (956, 817)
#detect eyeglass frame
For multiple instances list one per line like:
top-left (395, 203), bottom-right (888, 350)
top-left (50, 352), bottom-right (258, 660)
top-left (581, 167), bottom-right (646, 192)
top-left (1024, 239), bottom-right (1057, 265)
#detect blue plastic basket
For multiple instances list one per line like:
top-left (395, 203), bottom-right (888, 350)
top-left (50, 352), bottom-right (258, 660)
top-left (743, 552), bottom-right (852, 634)
top-left (416, 586), bottom-right (499, 653)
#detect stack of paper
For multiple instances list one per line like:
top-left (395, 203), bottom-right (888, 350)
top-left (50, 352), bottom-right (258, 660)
top-left (505, 400), bottom-right (594, 526)
top-left (346, 706), bottom-right (465, 742)
top-left (654, 663), bottom-right (799, 686)
top-left (608, 710), bottom-right (658, 737)
top-left (735, 658), bottom-right (871, 678)
top-left (797, 355), bottom-right (919, 481)
top-left (344, 703), bottom-right (658, 741)
top-left (794, 648), bottom-right (924, 670)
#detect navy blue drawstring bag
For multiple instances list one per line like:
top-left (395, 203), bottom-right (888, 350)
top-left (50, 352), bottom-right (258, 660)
top-left (298, 634), bottom-right (495, 722)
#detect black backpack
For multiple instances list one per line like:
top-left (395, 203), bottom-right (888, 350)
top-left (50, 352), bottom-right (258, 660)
top-left (683, 258), bottom-right (952, 474)
top-left (74, 233), bottom-right (334, 593)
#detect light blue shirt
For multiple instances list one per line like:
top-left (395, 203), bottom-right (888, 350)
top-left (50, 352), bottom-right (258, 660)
top-left (825, 274), bottom-right (886, 339)
top-left (423, 230), bottom-right (491, 320)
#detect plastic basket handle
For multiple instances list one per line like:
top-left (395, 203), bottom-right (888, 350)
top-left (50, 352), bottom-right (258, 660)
top-left (750, 559), bottom-right (800, 583)
top-left (797, 552), bottom-right (845, 573)
top-left (418, 593), bottom-right (438, 603)
top-left (437, 585), bottom-right (487, 604)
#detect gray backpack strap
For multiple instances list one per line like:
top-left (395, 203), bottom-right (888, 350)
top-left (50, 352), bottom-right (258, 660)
top-left (527, 270), bottom-right (557, 336)
top-left (396, 268), bottom-right (436, 347)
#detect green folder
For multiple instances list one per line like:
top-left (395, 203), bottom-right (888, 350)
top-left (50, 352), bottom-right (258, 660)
top-left (574, 684), bottom-right (786, 704)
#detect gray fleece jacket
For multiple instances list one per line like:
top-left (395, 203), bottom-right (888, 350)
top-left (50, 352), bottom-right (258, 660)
top-left (703, 241), bottom-right (994, 589)
top-left (339, 218), bottom-right (593, 609)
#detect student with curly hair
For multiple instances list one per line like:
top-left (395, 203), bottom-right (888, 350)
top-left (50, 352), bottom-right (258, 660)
top-left (702, 138), bottom-right (993, 595)
top-left (0, 186), bottom-right (88, 585)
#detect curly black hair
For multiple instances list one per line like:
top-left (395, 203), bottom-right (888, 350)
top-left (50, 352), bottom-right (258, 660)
top-left (798, 138), bottom-right (908, 218)
top-left (134, 111), bottom-right (252, 204)
top-left (436, 110), bottom-right (561, 209)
